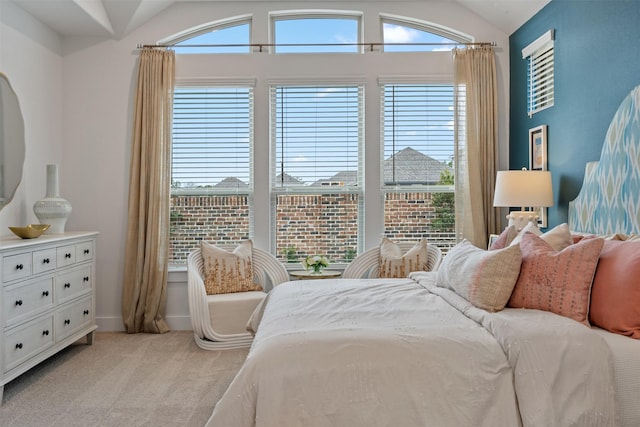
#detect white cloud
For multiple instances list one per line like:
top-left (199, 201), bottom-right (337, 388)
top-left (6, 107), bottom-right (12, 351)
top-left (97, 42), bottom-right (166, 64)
top-left (384, 25), bottom-right (420, 43)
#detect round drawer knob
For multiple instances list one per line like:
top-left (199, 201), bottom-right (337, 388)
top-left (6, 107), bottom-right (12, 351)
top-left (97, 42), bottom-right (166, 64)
top-left (43, 258), bottom-right (50, 264)
top-left (64, 319), bottom-right (71, 325)
top-left (84, 310), bottom-right (90, 315)
top-left (65, 253), bottom-right (71, 258)
top-left (15, 343), bottom-right (23, 349)
top-left (42, 290), bottom-right (50, 297)
top-left (64, 283), bottom-right (71, 288)
top-left (16, 264), bottom-right (23, 270)
top-left (42, 330), bottom-right (50, 336)
top-left (15, 299), bottom-right (23, 306)
top-left (84, 249), bottom-right (90, 254)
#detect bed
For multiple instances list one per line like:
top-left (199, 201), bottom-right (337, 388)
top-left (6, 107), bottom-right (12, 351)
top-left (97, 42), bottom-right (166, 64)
top-left (205, 85), bottom-right (640, 427)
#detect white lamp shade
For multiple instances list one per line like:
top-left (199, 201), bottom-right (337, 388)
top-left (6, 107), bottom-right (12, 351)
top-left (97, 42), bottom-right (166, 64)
top-left (493, 170), bottom-right (554, 208)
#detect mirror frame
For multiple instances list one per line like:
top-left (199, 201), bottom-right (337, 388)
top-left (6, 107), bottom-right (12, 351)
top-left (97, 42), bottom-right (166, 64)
top-left (0, 71), bottom-right (26, 211)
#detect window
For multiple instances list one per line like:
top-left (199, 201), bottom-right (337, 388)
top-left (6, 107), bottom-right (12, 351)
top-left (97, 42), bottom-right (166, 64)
top-left (381, 16), bottom-right (471, 52)
top-left (381, 83), bottom-right (456, 248)
top-left (271, 85), bottom-right (363, 263)
top-left (167, 11), bottom-right (472, 264)
top-left (170, 19), bottom-right (251, 54)
top-left (170, 85), bottom-right (253, 262)
top-left (522, 29), bottom-right (554, 116)
top-left (272, 14), bottom-right (360, 53)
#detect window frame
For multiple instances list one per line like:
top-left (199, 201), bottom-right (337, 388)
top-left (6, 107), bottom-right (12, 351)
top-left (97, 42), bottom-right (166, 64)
top-left (379, 14), bottom-right (473, 52)
top-left (169, 79), bottom-right (256, 263)
top-left (522, 29), bottom-right (555, 117)
top-left (167, 10), bottom-right (475, 265)
top-left (379, 77), bottom-right (457, 244)
top-left (160, 15), bottom-right (253, 54)
top-left (269, 82), bottom-right (365, 261)
top-left (269, 10), bottom-right (364, 54)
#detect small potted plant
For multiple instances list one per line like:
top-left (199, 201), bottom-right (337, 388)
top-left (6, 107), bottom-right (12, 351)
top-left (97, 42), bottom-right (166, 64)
top-left (302, 255), bottom-right (330, 274)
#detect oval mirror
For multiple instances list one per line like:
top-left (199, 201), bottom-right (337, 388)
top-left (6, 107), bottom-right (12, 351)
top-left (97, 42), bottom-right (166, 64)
top-left (0, 72), bottom-right (25, 210)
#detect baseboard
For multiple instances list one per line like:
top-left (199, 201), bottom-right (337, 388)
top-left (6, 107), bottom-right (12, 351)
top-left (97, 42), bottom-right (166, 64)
top-left (96, 315), bottom-right (192, 332)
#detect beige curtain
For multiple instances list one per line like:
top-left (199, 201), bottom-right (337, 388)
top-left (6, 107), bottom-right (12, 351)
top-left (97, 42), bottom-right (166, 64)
top-left (453, 46), bottom-right (500, 248)
top-left (122, 48), bottom-right (175, 333)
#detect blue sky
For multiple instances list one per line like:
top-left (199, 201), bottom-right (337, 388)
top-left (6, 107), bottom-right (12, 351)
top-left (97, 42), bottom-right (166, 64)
top-left (175, 18), bottom-right (458, 54)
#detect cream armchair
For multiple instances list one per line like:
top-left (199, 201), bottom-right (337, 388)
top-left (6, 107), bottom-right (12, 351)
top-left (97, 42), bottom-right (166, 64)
top-left (342, 243), bottom-right (443, 279)
top-left (187, 246), bottom-right (289, 350)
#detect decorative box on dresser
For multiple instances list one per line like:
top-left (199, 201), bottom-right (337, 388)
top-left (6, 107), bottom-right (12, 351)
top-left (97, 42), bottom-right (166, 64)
top-left (0, 231), bottom-right (98, 402)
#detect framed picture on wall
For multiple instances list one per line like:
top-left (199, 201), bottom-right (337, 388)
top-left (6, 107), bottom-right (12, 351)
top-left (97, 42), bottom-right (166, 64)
top-left (529, 125), bottom-right (548, 227)
top-left (529, 125), bottom-right (547, 171)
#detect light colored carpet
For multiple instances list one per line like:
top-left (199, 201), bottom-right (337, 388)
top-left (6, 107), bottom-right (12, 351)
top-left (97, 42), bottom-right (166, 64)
top-left (0, 331), bottom-right (248, 427)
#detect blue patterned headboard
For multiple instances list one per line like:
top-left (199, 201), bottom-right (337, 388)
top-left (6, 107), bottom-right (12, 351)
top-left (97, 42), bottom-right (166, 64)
top-left (568, 84), bottom-right (640, 234)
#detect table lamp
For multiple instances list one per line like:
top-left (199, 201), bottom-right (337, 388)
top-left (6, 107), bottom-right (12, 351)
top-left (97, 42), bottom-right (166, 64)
top-left (493, 168), bottom-right (553, 231)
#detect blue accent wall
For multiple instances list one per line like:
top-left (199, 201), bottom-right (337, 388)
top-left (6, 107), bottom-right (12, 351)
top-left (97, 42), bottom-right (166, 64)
top-left (510, 0), bottom-right (640, 228)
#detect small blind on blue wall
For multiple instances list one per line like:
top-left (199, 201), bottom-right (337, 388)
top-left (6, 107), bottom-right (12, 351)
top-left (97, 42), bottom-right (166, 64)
top-left (523, 30), bottom-right (555, 117)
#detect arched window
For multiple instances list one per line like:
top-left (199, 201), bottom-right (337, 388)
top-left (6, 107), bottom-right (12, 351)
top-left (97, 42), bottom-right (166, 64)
top-left (271, 11), bottom-right (361, 53)
top-left (381, 15), bottom-right (471, 52)
top-left (165, 16), bottom-right (251, 54)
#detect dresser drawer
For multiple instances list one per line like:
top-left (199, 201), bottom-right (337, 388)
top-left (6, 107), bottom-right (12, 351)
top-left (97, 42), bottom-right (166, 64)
top-left (5, 315), bottom-right (54, 371)
top-left (55, 265), bottom-right (92, 303)
top-left (56, 244), bottom-right (76, 268)
top-left (56, 296), bottom-right (93, 342)
top-left (33, 247), bottom-right (57, 275)
top-left (4, 276), bottom-right (54, 325)
top-left (2, 252), bottom-right (32, 282)
top-left (76, 240), bottom-right (94, 263)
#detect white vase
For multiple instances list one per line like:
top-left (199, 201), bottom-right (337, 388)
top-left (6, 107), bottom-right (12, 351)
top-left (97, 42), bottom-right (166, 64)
top-left (33, 164), bottom-right (72, 233)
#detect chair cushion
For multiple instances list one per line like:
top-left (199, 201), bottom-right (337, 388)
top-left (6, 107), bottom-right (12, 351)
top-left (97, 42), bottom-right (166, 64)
top-left (201, 240), bottom-right (263, 295)
top-left (379, 237), bottom-right (427, 278)
top-left (207, 291), bottom-right (266, 335)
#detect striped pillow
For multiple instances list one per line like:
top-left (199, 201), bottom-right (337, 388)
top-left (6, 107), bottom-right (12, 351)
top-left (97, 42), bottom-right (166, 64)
top-left (508, 232), bottom-right (604, 325)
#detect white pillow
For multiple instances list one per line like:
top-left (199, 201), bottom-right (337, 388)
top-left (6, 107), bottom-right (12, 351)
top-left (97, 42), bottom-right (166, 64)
top-left (437, 240), bottom-right (522, 312)
top-left (509, 222), bottom-right (573, 252)
top-left (379, 238), bottom-right (428, 278)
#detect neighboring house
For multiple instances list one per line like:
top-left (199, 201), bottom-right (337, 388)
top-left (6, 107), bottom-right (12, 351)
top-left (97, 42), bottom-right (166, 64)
top-left (214, 177), bottom-right (249, 189)
top-left (275, 172), bottom-right (305, 187)
top-left (312, 147), bottom-right (450, 187)
top-left (383, 147), bottom-right (449, 185)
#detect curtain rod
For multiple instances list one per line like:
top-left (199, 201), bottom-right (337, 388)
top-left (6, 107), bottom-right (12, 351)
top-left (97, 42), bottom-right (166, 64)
top-left (136, 41), bottom-right (496, 52)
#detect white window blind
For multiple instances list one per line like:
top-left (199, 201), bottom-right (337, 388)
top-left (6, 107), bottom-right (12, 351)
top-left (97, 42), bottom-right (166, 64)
top-left (522, 30), bottom-right (554, 117)
top-left (270, 85), bottom-right (363, 190)
top-left (172, 86), bottom-right (253, 192)
top-left (381, 84), bottom-right (455, 186)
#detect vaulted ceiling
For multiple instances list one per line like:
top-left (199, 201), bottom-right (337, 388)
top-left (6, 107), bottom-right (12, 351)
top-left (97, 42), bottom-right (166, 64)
top-left (11, 0), bottom-right (550, 40)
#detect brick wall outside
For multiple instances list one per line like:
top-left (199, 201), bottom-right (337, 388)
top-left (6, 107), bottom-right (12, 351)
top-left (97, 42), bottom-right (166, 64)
top-left (276, 194), bottom-right (360, 264)
top-left (384, 192), bottom-right (456, 252)
top-left (170, 192), bottom-right (456, 264)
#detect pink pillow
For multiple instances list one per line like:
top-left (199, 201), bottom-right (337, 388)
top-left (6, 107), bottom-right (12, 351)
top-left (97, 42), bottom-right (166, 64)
top-left (508, 232), bottom-right (604, 325)
top-left (589, 240), bottom-right (640, 338)
top-left (489, 226), bottom-right (517, 250)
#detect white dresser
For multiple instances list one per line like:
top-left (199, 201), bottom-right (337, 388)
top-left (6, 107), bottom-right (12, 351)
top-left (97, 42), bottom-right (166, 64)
top-left (0, 231), bottom-right (98, 401)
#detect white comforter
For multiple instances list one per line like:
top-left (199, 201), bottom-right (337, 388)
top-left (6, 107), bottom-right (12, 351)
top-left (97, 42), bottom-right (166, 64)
top-left (206, 273), bottom-right (615, 427)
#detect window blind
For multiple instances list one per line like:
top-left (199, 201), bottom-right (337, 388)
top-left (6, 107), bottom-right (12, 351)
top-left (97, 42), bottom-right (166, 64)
top-left (270, 85), bottom-right (363, 190)
top-left (172, 86), bottom-right (253, 192)
top-left (381, 84), bottom-right (455, 186)
top-left (523, 30), bottom-right (554, 117)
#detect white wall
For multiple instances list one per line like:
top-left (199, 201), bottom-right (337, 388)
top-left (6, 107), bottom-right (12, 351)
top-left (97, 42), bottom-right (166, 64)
top-left (1, 1), bottom-right (510, 331)
top-left (0, 2), bottom-right (63, 235)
